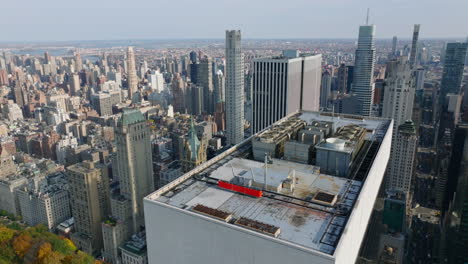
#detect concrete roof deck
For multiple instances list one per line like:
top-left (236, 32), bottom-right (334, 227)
top-left (155, 157), bottom-right (362, 255)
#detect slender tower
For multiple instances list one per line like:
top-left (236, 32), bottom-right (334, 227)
top-left (126, 47), bottom-right (138, 100)
top-left (74, 51), bottom-right (83, 73)
top-left (391, 36), bottom-right (398, 56)
top-left (351, 12), bottom-right (376, 116)
top-left (114, 109), bottom-right (154, 234)
top-left (225, 30), bottom-right (244, 145)
top-left (409, 24), bottom-right (421, 68)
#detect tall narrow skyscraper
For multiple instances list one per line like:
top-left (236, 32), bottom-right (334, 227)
top-left (391, 36), bottom-right (398, 56)
top-left (387, 121), bottom-right (418, 192)
top-left (382, 58), bottom-right (417, 208)
top-left (225, 30), bottom-right (244, 145)
top-left (409, 24), bottom-right (421, 68)
top-left (126, 47), bottom-right (138, 100)
top-left (337, 63), bottom-right (348, 94)
top-left (114, 109), bottom-right (154, 234)
top-left (197, 56), bottom-right (214, 114)
top-left (440, 42), bottom-right (468, 99)
top-left (351, 24), bottom-right (376, 116)
top-left (74, 51), bottom-right (83, 73)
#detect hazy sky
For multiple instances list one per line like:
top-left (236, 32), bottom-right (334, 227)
top-left (1, 0), bottom-right (467, 41)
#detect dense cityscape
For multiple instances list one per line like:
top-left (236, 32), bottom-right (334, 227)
top-left (0, 4), bottom-right (467, 264)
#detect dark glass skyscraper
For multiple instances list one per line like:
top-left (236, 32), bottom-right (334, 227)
top-left (440, 42), bottom-right (468, 100)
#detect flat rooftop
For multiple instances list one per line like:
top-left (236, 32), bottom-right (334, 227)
top-left (146, 111), bottom-right (392, 256)
top-left (155, 157), bottom-right (361, 255)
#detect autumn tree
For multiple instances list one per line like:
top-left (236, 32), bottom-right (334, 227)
top-left (12, 233), bottom-right (32, 258)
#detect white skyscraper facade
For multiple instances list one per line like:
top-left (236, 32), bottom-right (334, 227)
top-left (382, 57), bottom-right (416, 132)
top-left (382, 57), bottom-right (417, 194)
top-left (351, 25), bottom-right (376, 116)
top-left (252, 54), bottom-right (322, 133)
top-left (225, 30), bottom-right (244, 145)
top-left (386, 121), bottom-right (417, 193)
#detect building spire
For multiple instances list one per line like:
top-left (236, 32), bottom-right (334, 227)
top-left (366, 8), bottom-right (370, 25)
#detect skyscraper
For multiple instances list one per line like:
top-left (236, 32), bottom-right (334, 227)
top-left (337, 63), bottom-right (348, 94)
top-left (67, 161), bottom-right (110, 255)
top-left (214, 70), bottom-right (225, 103)
top-left (382, 57), bottom-right (416, 131)
top-left (197, 56), bottom-right (214, 114)
top-left (382, 58), bottom-right (417, 211)
top-left (171, 73), bottom-right (186, 113)
top-left (225, 30), bottom-right (244, 145)
top-left (351, 24), bottom-right (376, 116)
top-left (251, 53), bottom-right (322, 133)
top-left (440, 42), bottom-right (468, 100)
top-left (391, 36), bottom-right (398, 56)
top-left (409, 24), bottom-right (421, 68)
top-left (74, 52), bottom-right (83, 73)
top-left (126, 47), bottom-right (138, 100)
top-left (386, 121), bottom-right (418, 193)
top-left (70, 73), bottom-right (81, 96)
top-left (114, 109), bottom-right (154, 234)
top-left (320, 70), bottom-right (332, 109)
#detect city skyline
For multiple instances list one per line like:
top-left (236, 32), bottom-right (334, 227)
top-left (1, 0), bottom-right (467, 42)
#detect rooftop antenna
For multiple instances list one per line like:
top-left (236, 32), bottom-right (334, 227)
top-left (366, 8), bottom-right (370, 25)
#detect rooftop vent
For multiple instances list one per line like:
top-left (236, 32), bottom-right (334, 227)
top-left (192, 204), bottom-right (232, 222)
top-left (235, 217), bottom-right (281, 237)
top-left (311, 191), bottom-right (338, 206)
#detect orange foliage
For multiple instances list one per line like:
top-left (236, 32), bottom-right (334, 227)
top-left (36, 242), bottom-right (52, 261)
top-left (12, 233), bottom-right (32, 258)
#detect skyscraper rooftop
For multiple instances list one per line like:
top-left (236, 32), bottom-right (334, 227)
top-left (144, 111), bottom-right (392, 264)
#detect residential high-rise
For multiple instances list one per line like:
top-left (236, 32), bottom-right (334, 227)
top-left (114, 109), bottom-right (154, 234)
top-left (17, 173), bottom-right (71, 230)
top-left (214, 70), bottom-right (225, 103)
top-left (90, 92), bottom-right (112, 116)
top-left (171, 73), bottom-right (186, 113)
top-left (189, 84), bottom-right (203, 116)
top-left (198, 56), bottom-right (214, 114)
top-left (148, 70), bottom-right (164, 93)
top-left (126, 47), bottom-right (138, 101)
top-left (74, 52), bottom-right (83, 73)
top-left (67, 161), bottom-right (110, 255)
top-left (415, 67), bottom-right (425, 90)
top-left (320, 70), bottom-right (332, 109)
top-left (70, 73), bottom-right (81, 96)
top-left (225, 30), bottom-right (244, 145)
top-left (386, 121), bottom-right (417, 193)
top-left (337, 63), bottom-right (348, 94)
top-left (382, 57), bottom-right (416, 132)
top-left (382, 58), bottom-right (417, 198)
top-left (351, 24), bottom-right (376, 116)
top-left (391, 36), bottom-right (398, 56)
top-left (251, 53), bottom-right (322, 133)
top-left (440, 42), bottom-right (468, 100)
top-left (409, 24), bottom-right (421, 68)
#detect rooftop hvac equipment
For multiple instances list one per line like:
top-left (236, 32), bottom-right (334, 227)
top-left (234, 217), bottom-right (281, 237)
top-left (192, 204), bottom-right (233, 222)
